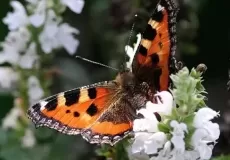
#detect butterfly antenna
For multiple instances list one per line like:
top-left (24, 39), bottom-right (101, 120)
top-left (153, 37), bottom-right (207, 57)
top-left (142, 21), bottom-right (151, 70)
top-left (126, 15), bottom-right (137, 50)
top-left (75, 56), bottom-right (119, 71)
top-left (122, 14), bottom-right (138, 71)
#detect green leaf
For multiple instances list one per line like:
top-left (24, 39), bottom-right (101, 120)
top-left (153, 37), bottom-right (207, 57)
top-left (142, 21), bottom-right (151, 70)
top-left (158, 122), bottom-right (170, 133)
top-left (114, 141), bottom-right (129, 160)
top-left (183, 114), bottom-right (194, 125)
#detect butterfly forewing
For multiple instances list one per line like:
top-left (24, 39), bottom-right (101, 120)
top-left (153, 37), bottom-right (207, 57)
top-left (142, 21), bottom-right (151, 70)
top-left (28, 81), bottom-right (118, 134)
top-left (132, 0), bottom-right (179, 91)
top-left (27, 81), bottom-right (137, 145)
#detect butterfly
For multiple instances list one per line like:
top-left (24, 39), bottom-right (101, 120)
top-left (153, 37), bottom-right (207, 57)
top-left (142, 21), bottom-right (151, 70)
top-left (27, 0), bottom-right (179, 146)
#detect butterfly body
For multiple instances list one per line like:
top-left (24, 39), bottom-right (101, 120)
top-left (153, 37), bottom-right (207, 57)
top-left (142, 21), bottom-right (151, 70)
top-left (27, 0), bottom-right (179, 146)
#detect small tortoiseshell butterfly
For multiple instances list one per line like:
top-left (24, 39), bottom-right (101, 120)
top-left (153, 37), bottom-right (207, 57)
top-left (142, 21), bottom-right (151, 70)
top-left (27, 0), bottom-right (179, 146)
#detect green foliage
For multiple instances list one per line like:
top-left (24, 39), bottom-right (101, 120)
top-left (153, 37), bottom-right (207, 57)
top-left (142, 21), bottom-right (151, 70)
top-left (170, 67), bottom-right (207, 115)
top-left (96, 139), bottom-right (130, 160)
top-left (212, 155), bottom-right (230, 160)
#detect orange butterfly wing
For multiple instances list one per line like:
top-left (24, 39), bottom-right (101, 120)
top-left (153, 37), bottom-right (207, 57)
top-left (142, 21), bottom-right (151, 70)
top-left (27, 81), bottom-right (132, 145)
top-left (132, 0), bottom-right (179, 91)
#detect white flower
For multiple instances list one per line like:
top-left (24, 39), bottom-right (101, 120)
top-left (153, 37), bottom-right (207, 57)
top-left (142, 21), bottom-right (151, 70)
top-left (0, 28), bottom-right (31, 65)
top-left (191, 128), bottom-right (213, 160)
top-left (191, 107), bottom-right (220, 159)
top-left (125, 33), bottom-right (141, 70)
top-left (145, 91), bottom-right (174, 116)
top-left (150, 141), bottom-right (200, 160)
top-left (56, 23), bottom-right (79, 55)
top-left (39, 10), bottom-right (60, 53)
top-left (2, 99), bottom-right (23, 130)
top-left (3, 1), bottom-right (29, 30)
top-left (193, 107), bottom-right (220, 141)
top-left (0, 43), bottom-right (20, 65)
top-left (60, 0), bottom-right (85, 14)
top-left (39, 10), bottom-right (79, 55)
top-left (127, 146), bottom-right (149, 160)
top-left (28, 76), bottom-right (44, 104)
top-left (132, 132), bottom-right (167, 155)
top-left (131, 91), bottom-right (174, 157)
top-left (6, 27), bottom-right (31, 52)
top-left (134, 108), bottom-right (160, 132)
top-left (21, 128), bottom-right (36, 148)
top-left (29, 0), bottom-right (46, 27)
top-left (133, 91), bottom-right (173, 133)
top-left (19, 42), bottom-right (38, 69)
top-left (170, 120), bottom-right (188, 153)
top-left (0, 67), bottom-right (18, 88)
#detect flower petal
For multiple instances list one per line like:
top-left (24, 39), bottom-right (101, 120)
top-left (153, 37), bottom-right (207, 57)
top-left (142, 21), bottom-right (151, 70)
top-left (56, 23), bottom-right (79, 55)
top-left (193, 107), bottom-right (219, 128)
top-left (146, 91), bottom-right (173, 115)
top-left (3, 1), bottom-right (28, 30)
top-left (144, 132), bottom-right (167, 154)
top-left (0, 67), bottom-right (18, 88)
top-left (60, 0), bottom-right (85, 14)
top-left (29, 0), bottom-right (46, 27)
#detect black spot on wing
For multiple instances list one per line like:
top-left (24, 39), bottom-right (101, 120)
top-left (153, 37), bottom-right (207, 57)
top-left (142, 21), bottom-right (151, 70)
top-left (88, 88), bottom-right (97, 99)
top-left (32, 103), bottom-right (41, 110)
top-left (143, 24), bottom-right (157, 41)
top-left (139, 45), bottom-right (148, 56)
top-left (73, 111), bottom-right (80, 117)
top-left (64, 89), bottom-right (80, 106)
top-left (151, 10), bottom-right (164, 22)
top-left (151, 53), bottom-right (160, 65)
top-left (45, 98), bottom-right (58, 111)
top-left (66, 110), bottom-right (71, 113)
top-left (86, 103), bottom-right (98, 116)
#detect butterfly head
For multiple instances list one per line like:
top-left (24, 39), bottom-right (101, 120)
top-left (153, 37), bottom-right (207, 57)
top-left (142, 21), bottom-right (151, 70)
top-left (115, 70), bottom-right (136, 88)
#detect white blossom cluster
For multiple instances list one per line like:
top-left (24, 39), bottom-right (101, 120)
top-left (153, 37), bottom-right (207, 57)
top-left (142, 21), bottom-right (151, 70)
top-left (0, 0), bottom-right (84, 148)
top-left (128, 93), bottom-right (220, 160)
top-left (0, 0), bottom-right (84, 89)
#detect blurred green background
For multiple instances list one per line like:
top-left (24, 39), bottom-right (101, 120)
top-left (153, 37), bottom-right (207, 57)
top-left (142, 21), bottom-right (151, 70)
top-left (0, 0), bottom-right (230, 159)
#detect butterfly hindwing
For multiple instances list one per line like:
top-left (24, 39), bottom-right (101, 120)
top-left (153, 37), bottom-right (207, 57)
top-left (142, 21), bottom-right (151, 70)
top-left (81, 99), bottom-right (135, 145)
top-left (132, 0), bottom-right (179, 91)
